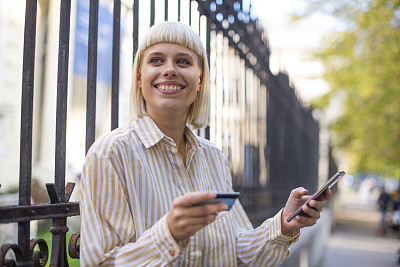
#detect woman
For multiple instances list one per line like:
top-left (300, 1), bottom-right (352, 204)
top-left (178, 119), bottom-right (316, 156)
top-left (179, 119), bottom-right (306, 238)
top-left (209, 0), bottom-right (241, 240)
top-left (80, 21), bottom-right (330, 266)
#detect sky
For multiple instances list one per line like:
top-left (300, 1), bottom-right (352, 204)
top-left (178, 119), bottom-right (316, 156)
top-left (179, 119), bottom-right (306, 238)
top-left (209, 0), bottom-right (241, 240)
top-left (249, 0), bottom-right (338, 105)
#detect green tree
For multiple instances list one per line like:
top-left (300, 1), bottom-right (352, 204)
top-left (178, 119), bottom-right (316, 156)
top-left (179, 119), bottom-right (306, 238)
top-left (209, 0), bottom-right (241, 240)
top-left (297, 0), bottom-right (400, 177)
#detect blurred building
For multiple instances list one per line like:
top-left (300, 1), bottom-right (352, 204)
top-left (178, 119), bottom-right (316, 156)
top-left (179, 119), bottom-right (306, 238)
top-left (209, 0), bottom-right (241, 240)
top-left (0, 0), bottom-right (26, 190)
top-left (0, 0), bottom-right (133, 192)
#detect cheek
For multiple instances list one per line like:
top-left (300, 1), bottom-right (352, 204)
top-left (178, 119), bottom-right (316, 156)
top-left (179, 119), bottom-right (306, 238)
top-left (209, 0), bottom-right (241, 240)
top-left (188, 70), bottom-right (201, 87)
top-left (138, 69), bottom-right (155, 89)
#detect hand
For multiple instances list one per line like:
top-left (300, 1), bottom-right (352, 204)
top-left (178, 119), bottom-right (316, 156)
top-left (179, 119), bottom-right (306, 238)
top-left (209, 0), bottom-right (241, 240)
top-left (167, 192), bottom-right (228, 241)
top-left (281, 187), bottom-right (332, 235)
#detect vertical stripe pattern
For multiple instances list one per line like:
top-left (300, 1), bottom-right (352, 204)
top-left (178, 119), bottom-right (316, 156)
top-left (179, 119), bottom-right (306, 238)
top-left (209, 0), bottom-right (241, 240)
top-left (80, 115), bottom-right (299, 266)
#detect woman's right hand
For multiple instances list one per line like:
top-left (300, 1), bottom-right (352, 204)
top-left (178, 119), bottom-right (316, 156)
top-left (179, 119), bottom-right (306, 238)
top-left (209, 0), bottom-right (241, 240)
top-left (166, 192), bottom-right (228, 241)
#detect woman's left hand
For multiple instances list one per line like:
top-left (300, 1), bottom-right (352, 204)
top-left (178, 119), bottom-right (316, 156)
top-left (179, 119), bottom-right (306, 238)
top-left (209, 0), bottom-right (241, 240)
top-left (281, 187), bottom-right (331, 235)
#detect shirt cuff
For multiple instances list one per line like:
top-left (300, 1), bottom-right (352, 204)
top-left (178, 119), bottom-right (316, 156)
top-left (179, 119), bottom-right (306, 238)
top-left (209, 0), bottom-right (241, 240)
top-left (151, 215), bottom-right (190, 262)
top-left (270, 209), bottom-right (300, 245)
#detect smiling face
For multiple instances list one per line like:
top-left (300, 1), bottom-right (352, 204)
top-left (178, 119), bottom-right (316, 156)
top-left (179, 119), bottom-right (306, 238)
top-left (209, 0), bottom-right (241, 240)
top-left (138, 42), bottom-right (202, 122)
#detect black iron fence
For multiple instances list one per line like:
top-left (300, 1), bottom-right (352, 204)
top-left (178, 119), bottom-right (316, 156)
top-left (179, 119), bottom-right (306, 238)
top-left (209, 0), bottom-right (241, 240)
top-left (0, 0), bottom-right (319, 266)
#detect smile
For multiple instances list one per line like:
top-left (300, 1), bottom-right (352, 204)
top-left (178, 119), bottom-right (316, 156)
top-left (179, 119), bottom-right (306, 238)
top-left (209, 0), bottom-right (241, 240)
top-left (155, 83), bottom-right (185, 91)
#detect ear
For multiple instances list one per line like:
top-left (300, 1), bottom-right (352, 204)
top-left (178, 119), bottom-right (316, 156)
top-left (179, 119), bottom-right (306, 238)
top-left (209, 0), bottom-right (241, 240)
top-left (137, 71), bottom-right (142, 88)
top-left (197, 75), bottom-right (203, 92)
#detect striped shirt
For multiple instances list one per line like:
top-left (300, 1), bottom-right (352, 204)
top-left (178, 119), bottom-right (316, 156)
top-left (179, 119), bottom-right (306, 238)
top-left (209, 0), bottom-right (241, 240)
top-left (80, 115), bottom-right (299, 266)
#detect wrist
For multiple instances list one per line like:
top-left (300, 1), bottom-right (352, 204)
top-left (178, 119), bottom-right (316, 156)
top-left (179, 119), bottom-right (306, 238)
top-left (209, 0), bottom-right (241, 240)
top-left (281, 209), bottom-right (292, 236)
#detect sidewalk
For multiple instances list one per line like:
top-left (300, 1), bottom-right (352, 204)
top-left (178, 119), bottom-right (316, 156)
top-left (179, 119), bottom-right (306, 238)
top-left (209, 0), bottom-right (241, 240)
top-left (321, 189), bottom-right (400, 267)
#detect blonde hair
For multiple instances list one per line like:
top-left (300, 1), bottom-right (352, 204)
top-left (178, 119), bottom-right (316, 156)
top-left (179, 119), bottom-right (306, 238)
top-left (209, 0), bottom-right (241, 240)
top-left (130, 21), bottom-right (210, 129)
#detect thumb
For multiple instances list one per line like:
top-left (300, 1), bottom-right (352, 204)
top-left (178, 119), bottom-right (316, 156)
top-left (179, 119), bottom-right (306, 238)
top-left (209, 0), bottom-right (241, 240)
top-left (291, 187), bottom-right (308, 199)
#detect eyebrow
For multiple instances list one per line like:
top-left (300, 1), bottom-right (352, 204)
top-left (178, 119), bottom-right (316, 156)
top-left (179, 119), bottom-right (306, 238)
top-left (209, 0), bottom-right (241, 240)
top-left (147, 51), bottom-right (194, 59)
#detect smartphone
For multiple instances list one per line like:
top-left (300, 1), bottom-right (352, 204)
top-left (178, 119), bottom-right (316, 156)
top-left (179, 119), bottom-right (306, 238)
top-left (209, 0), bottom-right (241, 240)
top-left (286, 171), bottom-right (346, 222)
top-left (194, 192), bottom-right (240, 211)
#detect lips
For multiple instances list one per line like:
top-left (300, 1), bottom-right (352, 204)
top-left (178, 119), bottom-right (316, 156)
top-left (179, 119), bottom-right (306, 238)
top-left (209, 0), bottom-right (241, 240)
top-left (154, 83), bottom-right (185, 91)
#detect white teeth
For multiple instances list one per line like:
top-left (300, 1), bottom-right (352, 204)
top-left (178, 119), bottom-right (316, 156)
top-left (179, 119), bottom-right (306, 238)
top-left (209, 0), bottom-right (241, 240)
top-left (158, 84), bottom-right (182, 91)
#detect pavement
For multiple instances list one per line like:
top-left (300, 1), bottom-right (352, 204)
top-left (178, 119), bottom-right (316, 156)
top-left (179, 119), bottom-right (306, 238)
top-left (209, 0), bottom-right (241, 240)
top-left (320, 188), bottom-right (400, 267)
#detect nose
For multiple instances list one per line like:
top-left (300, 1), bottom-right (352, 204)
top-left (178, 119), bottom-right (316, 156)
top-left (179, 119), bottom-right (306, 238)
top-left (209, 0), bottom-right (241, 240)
top-left (162, 60), bottom-right (178, 77)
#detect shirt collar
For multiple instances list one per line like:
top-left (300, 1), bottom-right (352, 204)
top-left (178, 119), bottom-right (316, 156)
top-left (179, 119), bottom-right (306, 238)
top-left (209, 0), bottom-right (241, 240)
top-left (132, 115), bottom-right (201, 150)
top-left (132, 115), bottom-right (164, 148)
top-left (184, 127), bottom-right (201, 151)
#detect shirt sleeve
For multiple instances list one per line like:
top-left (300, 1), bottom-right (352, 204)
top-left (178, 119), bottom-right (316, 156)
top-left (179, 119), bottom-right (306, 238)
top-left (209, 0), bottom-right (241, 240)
top-left (219, 154), bottom-right (299, 266)
top-left (232, 202), bottom-right (300, 266)
top-left (79, 141), bottom-right (189, 266)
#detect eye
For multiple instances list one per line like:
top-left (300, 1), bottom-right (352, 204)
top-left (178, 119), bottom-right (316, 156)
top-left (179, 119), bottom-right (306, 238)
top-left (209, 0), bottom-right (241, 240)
top-left (149, 57), bottom-right (163, 64)
top-left (177, 58), bottom-right (191, 65)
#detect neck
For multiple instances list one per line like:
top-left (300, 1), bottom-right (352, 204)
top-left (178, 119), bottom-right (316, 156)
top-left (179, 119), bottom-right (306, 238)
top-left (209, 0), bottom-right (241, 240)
top-left (149, 112), bottom-right (188, 166)
top-left (147, 111), bottom-right (187, 147)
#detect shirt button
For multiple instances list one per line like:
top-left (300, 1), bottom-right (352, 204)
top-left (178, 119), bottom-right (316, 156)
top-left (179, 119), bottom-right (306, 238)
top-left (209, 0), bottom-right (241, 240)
top-left (169, 250), bottom-right (175, 257)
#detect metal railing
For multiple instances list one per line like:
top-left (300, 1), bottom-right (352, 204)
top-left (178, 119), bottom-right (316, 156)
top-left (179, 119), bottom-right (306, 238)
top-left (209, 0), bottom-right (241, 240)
top-left (0, 0), bottom-right (319, 265)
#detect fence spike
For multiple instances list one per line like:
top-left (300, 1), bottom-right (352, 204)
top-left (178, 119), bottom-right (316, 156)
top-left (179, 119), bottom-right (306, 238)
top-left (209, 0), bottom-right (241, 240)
top-left (46, 183), bottom-right (60, 204)
top-left (65, 183), bottom-right (75, 202)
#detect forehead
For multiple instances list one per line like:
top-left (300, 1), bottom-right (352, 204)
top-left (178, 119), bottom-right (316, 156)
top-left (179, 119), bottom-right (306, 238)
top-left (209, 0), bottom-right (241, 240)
top-left (143, 43), bottom-right (198, 59)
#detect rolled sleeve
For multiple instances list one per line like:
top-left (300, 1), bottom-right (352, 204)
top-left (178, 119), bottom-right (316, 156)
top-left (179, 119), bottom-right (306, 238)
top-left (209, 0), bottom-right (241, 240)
top-left (270, 209), bottom-right (300, 245)
top-left (151, 215), bottom-right (190, 263)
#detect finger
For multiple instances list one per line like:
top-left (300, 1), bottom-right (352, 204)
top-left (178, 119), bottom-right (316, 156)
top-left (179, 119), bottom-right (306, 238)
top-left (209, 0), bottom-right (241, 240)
top-left (315, 188), bottom-right (332, 201)
top-left (189, 202), bottom-right (228, 216)
top-left (302, 203), bottom-right (321, 219)
top-left (307, 200), bottom-right (323, 212)
top-left (177, 213), bottom-right (218, 227)
top-left (322, 188), bottom-right (332, 201)
top-left (171, 213), bottom-right (219, 239)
